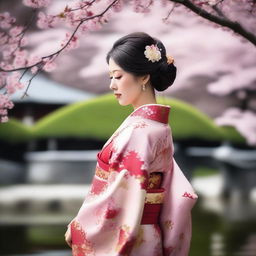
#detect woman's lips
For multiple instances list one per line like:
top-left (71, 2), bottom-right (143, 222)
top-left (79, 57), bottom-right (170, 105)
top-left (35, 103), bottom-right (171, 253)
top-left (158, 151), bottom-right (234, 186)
top-left (115, 94), bottom-right (121, 99)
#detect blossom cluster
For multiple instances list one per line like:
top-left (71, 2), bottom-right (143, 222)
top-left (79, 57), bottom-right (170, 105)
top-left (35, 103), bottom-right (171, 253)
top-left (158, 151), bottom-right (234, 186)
top-left (23, 0), bottom-right (50, 9)
top-left (0, 0), bottom-right (121, 122)
top-left (215, 108), bottom-right (256, 146)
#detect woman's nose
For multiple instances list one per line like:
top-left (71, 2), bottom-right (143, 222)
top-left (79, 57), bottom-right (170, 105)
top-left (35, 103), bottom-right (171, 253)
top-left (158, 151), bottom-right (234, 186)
top-left (109, 78), bottom-right (117, 91)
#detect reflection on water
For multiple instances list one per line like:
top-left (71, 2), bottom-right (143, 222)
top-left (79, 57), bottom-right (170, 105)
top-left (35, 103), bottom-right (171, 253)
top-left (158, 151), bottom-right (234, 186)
top-left (1, 177), bottom-right (256, 256)
top-left (190, 197), bottom-right (256, 256)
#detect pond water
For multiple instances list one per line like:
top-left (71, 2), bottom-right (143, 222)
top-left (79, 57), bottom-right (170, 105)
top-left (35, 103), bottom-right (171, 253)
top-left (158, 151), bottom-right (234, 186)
top-left (1, 176), bottom-right (256, 256)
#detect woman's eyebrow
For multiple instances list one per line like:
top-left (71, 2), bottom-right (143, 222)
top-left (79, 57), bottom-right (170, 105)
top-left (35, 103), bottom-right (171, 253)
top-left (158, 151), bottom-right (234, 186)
top-left (109, 69), bottom-right (121, 75)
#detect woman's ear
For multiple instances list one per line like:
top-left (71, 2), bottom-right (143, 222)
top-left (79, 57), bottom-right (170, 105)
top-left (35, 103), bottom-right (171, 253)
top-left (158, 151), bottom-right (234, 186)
top-left (141, 74), bottom-right (150, 85)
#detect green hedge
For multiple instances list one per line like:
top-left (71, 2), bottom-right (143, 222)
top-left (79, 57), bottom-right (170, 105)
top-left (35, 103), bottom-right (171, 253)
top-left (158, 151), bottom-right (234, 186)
top-left (0, 93), bottom-right (246, 144)
top-left (32, 93), bottom-right (131, 140)
top-left (0, 118), bottom-right (31, 143)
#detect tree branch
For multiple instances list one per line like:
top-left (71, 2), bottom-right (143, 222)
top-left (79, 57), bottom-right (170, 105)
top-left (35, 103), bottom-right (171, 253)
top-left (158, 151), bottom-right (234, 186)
top-left (0, 0), bottom-right (119, 73)
top-left (169, 0), bottom-right (256, 46)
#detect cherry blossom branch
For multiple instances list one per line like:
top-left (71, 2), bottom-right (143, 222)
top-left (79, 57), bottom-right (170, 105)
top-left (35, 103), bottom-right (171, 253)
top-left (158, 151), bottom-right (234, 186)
top-left (14, 0), bottom-right (119, 98)
top-left (67, 0), bottom-right (97, 12)
top-left (211, 4), bottom-right (227, 19)
top-left (10, 10), bottom-right (37, 55)
top-left (0, 0), bottom-right (120, 122)
top-left (168, 0), bottom-right (256, 46)
top-left (162, 2), bottom-right (177, 23)
top-left (0, 0), bottom-right (119, 73)
top-left (21, 61), bottom-right (45, 98)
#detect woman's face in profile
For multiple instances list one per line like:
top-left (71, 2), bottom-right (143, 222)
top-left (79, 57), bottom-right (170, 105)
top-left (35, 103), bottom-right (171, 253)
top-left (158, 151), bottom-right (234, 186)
top-left (108, 58), bottom-right (143, 107)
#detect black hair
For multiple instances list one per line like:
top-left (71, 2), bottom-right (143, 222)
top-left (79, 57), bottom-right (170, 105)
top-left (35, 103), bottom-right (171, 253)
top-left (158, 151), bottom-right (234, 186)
top-left (106, 32), bottom-right (176, 92)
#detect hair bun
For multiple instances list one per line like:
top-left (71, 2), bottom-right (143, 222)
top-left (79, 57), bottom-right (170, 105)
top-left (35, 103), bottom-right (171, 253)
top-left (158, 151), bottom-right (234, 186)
top-left (150, 60), bottom-right (177, 92)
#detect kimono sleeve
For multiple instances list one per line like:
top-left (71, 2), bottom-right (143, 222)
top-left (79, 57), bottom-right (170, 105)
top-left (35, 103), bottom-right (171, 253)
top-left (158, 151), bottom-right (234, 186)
top-left (71, 125), bottom-right (154, 256)
top-left (159, 156), bottom-right (198, 256)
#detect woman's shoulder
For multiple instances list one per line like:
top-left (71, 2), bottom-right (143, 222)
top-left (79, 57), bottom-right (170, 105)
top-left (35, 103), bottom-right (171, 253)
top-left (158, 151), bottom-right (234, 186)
top-left (118, 118), bottom-right (171, 148)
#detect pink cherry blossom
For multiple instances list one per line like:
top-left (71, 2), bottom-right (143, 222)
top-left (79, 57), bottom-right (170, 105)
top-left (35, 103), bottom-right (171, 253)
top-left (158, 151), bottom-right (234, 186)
top-left (37, 11), bottom-right (49, 29)
top-left (37, 11), bottom-right (57, 29)
top-left (27, 55), bottom-right (41, 73)
top-left (131, 0), bottom-right (153, 13)
top-left (42, 57), bottom-right (57, 72)
top-left (43, 61), bottom-right (56, 72)
top-left (61, 6), bottom-right (94, 29)
top-left (207, 67), bottom-right (256, 96)
top-left (27, 55), bottom-right (41, 66)
top-left (0, 63), bottom-right (14, 70)
top-left (0, 94), bottom-right (14, 109)
top-left (22, 0), bottom-right (50, 8)
top-left (60, 32), bottom-right (79, 51)
top-left (9, 26), bottom-right (24, 37)
top-left (2, 48), bottom-right (14, 61)
top-left (75, 9), bottom-right (94, 22)
top-left (215, 108), bottom-right (256, 146)
top-left (13, 55), bottom-right (27, 69)
top-left (0, 94), bottom-right (14, 123)
top-left (160, 0), bottom-right (169, 6)
top-left (111, 0), bottom-right (124, 12)
top-left (2, 44), bottom-right (23, 62)
top-left (78, 23), bottom-right (89, 35)
top-left (13, 49), bottom-right (28, 58)
top-left (0, 12), bottom-right (16, 29)
top-left (20, 36), bottom-right (29, 47)
top-left (1, 115), bottom-right (9, 123)
top-left (30, 66), bottom-right (39, 74)
top-left (5, 72), bottom-right (24, 94)
top-left (0, 72), bottom-right (8, 86)
top-left (64, 11), bottom-right (80, 28)
top-left (0, 109), bottom-right (8, 116)
top-left (86, 17), bottom-right (103, 31)
top-left (0, 32), bottom-right (8, 46)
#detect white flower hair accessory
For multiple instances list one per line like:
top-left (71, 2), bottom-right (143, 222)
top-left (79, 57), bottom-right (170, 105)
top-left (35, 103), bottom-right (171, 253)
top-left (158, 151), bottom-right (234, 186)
top-left (144, 44), bottom-right (162, 63)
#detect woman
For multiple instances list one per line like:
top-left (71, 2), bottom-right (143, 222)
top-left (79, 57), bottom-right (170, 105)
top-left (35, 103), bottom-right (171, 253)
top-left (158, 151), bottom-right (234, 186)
top-left (65, 32), bottom-right (198, 256)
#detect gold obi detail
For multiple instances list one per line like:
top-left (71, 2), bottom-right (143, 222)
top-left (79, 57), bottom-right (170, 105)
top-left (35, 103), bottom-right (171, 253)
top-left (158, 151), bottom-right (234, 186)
top-left (95, 166), bottom-right (164, 204)
top-left (145, 191), bottom-right (164, 204)
top-left (96, 167), bottom-right (162, 188)
top-left (95, 166), bottom-right (109, 180)
top-left (148, 172), bottom-right (162, 189)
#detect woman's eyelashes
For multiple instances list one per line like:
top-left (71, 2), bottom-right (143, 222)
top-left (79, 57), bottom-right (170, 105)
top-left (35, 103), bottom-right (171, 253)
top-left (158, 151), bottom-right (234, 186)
top-left (109, 76), bottom-right (122, 80)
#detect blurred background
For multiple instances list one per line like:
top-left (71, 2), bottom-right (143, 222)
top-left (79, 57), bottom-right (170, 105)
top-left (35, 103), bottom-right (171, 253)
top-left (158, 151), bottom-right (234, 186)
top-left (0, 0), bottom-right (256, 255)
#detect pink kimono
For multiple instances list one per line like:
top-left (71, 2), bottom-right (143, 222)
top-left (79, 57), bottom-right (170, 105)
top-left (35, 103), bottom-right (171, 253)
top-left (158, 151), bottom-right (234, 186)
top-left (70, 103), bottom-right (198, 256)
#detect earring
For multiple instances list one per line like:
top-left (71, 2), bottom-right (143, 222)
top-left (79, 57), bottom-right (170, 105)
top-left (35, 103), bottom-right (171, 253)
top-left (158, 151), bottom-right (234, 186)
top-left (142, 84), bottom-right (146, 91)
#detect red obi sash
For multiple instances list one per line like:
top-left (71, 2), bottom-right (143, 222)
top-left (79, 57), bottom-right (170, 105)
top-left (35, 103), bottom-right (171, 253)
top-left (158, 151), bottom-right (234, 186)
top-left (96, 145), bottom-right (164, 225)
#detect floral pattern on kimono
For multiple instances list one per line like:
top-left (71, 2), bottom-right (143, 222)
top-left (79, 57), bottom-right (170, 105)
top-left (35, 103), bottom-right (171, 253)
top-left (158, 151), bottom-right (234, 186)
top-left (70, 103), bottom-right (198, 256)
